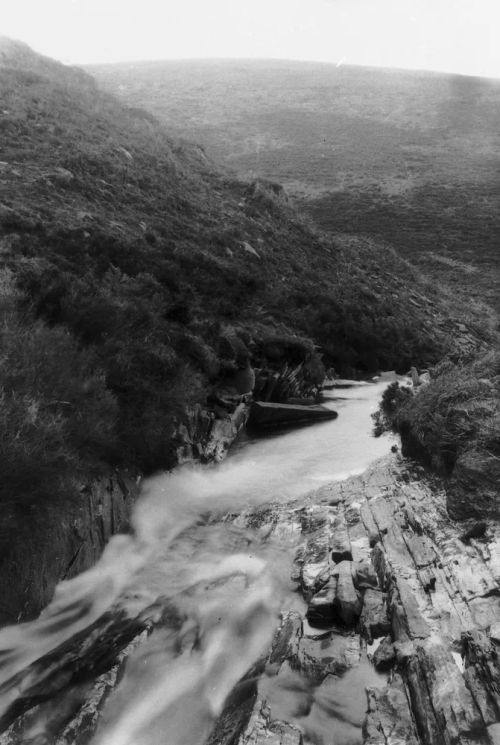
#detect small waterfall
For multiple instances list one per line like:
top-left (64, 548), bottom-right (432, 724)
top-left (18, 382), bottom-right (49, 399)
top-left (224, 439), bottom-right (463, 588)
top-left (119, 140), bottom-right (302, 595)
top-left (0, 381), bottom-right (395, 744)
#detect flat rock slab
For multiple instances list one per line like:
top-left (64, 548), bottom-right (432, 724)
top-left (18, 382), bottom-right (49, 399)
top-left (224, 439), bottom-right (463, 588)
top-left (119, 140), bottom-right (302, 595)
top-left (249, 401), bottom-right (338, 429)
top-left (404, 637), bottom-right (485, 744)
top-left (332, 560), bottom-right (362, 627)
top-left (364, 673), bottom-right (419, 745)
top-left (323, 379), bottom-right (371, 389)
top-left (236, 695), bottom-right (303, 745)
top-left (360, 589), bottom-right (390, 642)
top-left (297, 632), bottom-right (360, 682)
top-left (330, 510), bottom-right (352, 563)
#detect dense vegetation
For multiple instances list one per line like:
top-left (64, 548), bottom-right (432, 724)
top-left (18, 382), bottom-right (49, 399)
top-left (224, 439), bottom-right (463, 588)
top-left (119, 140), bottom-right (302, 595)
top-left (90, 59), bottom-right (500, 311)
top-left (0, 39), bottom-right (496, 525)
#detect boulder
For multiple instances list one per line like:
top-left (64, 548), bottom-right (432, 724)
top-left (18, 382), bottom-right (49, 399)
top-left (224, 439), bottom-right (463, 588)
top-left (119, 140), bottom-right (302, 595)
top-left (352, 559), bottom-right (378, 590)
top-left (363, 674), bottom-right (419, 745)
top-left (360, 589), bottom-right (390, 642)
top-left (332, 561), bottom-right (362, 627)
top-left (460, 520), bottom-right (488, 542)
top-left (462, 629), bottom-right (500, 726)
top-left (300, 561), bottom-right (330, 597)
top-left (330, 511), bottom-right (352, 564)
top-left (306, 577), bottom-right (337, 626)
top-left (371, 636), bottom-right (396, 671)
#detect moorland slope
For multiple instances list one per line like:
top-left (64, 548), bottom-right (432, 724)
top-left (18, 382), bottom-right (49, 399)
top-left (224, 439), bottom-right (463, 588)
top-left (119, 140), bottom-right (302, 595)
top-left (90, 59), bottom-right (500, 311)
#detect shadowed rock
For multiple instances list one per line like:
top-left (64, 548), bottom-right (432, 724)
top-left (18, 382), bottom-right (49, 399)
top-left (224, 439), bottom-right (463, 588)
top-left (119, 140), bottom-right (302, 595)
top-left (364, 673), bottom-right (419, 745)
top-left (371, 636), bottom-right (396, 671)
top-left (248, 401), bottom-right (337, 429)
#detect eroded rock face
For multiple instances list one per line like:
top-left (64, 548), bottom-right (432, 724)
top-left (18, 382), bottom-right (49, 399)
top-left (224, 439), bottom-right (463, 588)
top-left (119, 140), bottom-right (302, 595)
top-left (176, 401), bottom-right (249, 464)
top-left (0, 472), bottom-right (139, 626)
top-left (0, 399), bottom-right (249, 630)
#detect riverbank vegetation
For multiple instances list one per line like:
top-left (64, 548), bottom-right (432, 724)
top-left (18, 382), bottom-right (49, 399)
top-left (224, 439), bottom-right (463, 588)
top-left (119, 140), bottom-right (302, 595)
top-left (0, 38), bottom-right (497, 527)
top-left (375, 352), bottom-right (500, 517)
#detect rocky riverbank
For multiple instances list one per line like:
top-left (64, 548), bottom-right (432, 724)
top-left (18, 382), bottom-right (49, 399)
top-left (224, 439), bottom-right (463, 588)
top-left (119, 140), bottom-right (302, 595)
top-left (0, 401), bottom-right (251, 628)
top-left (213, 455), bottom-right (500, 745)
top-left (0, 453), bottom-right (499, 744)
top-left (0, 472), bottom-right (139, 627)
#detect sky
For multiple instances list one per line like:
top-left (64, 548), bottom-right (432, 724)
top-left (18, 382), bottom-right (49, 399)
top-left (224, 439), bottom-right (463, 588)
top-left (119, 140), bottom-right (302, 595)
top-left (2, 0), bottom-right (500, 78)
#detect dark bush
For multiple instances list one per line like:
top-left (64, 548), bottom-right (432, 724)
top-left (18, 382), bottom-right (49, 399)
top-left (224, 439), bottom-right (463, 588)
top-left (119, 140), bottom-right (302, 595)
top-left (0, 311), bottom-right (117, 508)
top-left (391, 353), bottom-right (500, 487)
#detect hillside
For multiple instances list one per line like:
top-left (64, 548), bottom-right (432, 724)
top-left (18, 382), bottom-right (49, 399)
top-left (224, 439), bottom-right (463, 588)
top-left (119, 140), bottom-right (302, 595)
top-left (89, 59), bottom-right (500, 311)
top-left (0, 38), bottom-right (496, 523)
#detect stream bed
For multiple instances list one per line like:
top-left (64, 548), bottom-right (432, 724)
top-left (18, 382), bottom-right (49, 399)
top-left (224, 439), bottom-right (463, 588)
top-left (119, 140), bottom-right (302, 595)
top-left (0, 382), bottom-right (402, 744)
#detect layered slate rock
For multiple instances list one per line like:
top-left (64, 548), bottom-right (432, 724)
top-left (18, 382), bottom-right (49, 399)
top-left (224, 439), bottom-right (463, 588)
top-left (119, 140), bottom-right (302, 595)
top-left (331, 560), bottom-right (362, 626)
top-left (330, 509), bottom-right (353, 563)
top-left (360, 589), bottom-right (391, 642)
top-left (371, 635), bottom-right (396, 671)
top-left (1, 455), bottom-right (500, 744)
top-left (462, 629), bottom-right (500, 728)
top-left (214, 456), bottom-right (500, 745)
top-left (363, 673), bottom-right (419, 745)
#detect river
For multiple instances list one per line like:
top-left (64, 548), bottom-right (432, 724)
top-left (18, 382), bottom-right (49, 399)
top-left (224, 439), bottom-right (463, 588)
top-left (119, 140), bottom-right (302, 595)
top-left (0, 380), bottom-right (396, 745)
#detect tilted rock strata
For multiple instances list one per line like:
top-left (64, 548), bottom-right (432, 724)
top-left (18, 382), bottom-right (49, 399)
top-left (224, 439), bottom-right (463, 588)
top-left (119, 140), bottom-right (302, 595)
top-left (0, 456), bottom-right (499, 744)
top-left (213, 457), bottom-right (500, 745)
top-left (0, 472), bottom-right (139, 626)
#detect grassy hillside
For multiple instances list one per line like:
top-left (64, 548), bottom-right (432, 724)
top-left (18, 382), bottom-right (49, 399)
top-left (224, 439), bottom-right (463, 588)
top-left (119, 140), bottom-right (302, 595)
top-left (0, 38), bottom-right (496, 525)
top-left (89, 59), bottom-right (500, 311)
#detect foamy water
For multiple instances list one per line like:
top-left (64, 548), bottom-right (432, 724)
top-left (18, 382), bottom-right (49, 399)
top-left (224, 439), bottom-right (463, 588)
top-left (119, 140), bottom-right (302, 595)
top-left (0, 381), bottom-right (395, 745)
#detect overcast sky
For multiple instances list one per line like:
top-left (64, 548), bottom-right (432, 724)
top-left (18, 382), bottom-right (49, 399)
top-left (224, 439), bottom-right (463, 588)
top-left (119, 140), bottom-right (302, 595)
top-left (2, 0), bottom-right (500, 78)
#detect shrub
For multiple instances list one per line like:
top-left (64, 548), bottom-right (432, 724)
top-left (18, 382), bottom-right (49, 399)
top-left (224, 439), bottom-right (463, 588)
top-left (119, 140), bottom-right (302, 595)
top-left (389, 353), bottom-right (500, 497)
top-left (372, 381), bottom-right (413, 436)
top-left (0, 309), bottom-right (118, 510)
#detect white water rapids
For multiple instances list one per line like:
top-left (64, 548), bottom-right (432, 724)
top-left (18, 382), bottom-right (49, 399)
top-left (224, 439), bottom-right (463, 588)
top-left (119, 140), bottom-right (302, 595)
top-left (0, 381), bottom-right (396, 745)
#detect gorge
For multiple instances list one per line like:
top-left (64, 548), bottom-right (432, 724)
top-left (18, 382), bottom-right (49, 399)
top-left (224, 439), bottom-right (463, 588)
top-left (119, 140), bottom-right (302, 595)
top-left (0, 36), bottom-right (499, 745)
top-left (0, 382), bottom-right (499, 744)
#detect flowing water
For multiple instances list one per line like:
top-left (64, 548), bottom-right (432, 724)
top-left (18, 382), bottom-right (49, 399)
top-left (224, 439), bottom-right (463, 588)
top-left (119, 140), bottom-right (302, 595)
top-left (0, 381), bottom-right (396, 745)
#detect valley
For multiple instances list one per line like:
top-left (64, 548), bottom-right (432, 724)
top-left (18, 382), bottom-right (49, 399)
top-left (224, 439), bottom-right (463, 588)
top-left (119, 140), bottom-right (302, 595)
top-left (0, 38), bottom-right (499, 745)
top-left (90, 59), bottom-right (500, 310)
